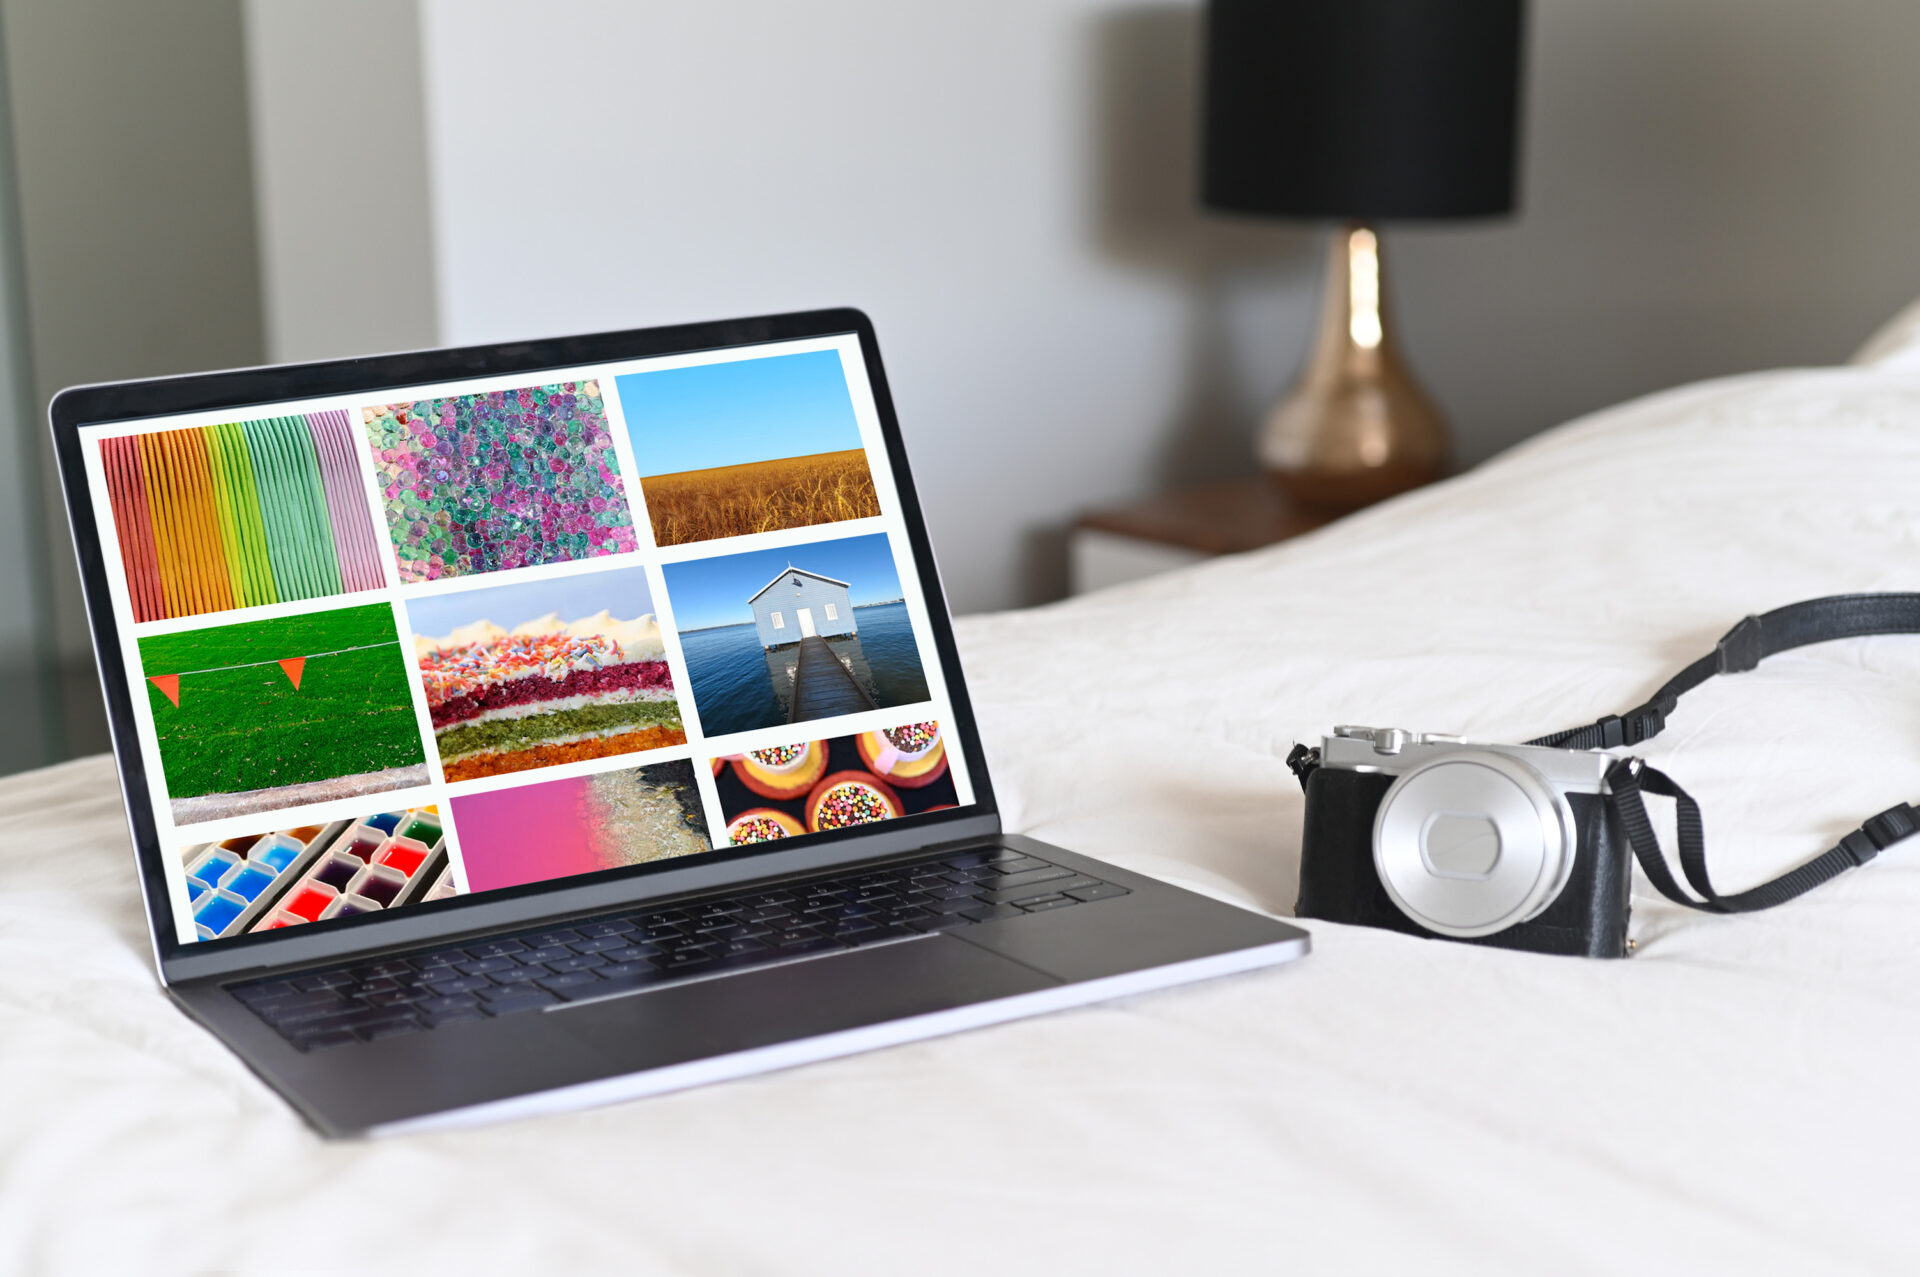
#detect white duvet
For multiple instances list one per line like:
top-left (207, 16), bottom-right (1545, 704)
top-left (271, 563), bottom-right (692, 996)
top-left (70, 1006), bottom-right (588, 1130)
top-left (5, 331), bottom-right (1920, 1274)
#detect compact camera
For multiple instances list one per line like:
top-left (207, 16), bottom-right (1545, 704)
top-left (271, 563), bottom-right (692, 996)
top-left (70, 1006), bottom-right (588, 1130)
top-left (1291, 726), bottom-right (1633, 957)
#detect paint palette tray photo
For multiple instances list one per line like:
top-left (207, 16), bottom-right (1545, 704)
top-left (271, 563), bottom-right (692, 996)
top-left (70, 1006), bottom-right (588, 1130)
top-left (179, 807), bottom-right (450, 941)
top-left (248, 808), bottom-right (449, 933)
top-left (183, 824), bottom-right (331, 940)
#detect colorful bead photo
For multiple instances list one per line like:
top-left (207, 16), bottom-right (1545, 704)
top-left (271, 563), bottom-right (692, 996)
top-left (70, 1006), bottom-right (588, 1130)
top-left (361, 379), bottom-right (638, 583)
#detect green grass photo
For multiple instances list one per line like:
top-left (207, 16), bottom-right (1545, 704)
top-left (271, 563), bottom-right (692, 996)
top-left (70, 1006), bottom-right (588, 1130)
top-left (138, 602), bottom-right (429, 825)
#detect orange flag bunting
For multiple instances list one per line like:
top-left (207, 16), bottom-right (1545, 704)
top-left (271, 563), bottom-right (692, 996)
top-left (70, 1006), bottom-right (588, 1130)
top-left (278, 656), bottom-right (306, 690)
top-left (148, 674), bottom-right (181, 707)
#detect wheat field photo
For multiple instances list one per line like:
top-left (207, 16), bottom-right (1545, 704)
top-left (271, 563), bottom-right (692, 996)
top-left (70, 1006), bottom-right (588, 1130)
top-left (641, 449), bottom-right (880, 546)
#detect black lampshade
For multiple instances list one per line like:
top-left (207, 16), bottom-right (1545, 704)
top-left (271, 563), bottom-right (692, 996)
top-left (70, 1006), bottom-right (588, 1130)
top-left (1202, 0), bottom-right (1525, 221)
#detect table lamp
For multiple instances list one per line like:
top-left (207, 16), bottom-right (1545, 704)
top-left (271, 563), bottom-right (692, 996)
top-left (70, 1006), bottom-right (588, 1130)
top-left (1201, 0), bottom-right (1525, 510)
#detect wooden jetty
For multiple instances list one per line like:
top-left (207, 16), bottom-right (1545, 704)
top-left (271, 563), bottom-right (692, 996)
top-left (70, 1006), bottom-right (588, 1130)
top-left (788, 635), bottom-right (876, 722)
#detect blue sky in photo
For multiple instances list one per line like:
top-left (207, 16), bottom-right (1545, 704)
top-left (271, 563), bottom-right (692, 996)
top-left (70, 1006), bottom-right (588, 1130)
top-left (406, 565), bottom-right (658, 637)
top-left (615, 349), bottom-right (864, 477)
top-left (661, 532), bottom-right (904, 631)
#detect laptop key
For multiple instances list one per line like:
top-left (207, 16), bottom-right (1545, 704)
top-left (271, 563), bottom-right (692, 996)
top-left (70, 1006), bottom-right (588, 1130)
top-left (545, 953), bottom-right (605, 974)
top-left (574, 919), bottom-right (635, 938)
top-left (989, 867), bottom-right (1072, 892)
top-left (361, 989), bottom-right (421, 1007)
top-left (259, 995), bottom-right (352, 1025)
top-left (425, 974), bottom-right (491, 995)
top-left (483, 990), bottom-right (559, 1016)
top-left (290, 972), bottom-right (353, 992)
top-left (592, 945), bottom-right (659, 965)
top-left (521, 929), bottom-right (583, 949)
top-left (455, 957), bottom-right (517, 976)
top-left (656, 951), bottom-right (717, 972)
top-left (1018, 895), bottom-right (1079, 913)
top-left (980, 876), bottom-right (1097, 906)
top-left (959, 903), bottom-right (1030, 923)
top-left (519, 945), bottom-right (572, 964)
top-left (1067, 882), bottom-right (1131, 902)
top-left (488, 965), bottom-right (546, 986)
top-left (356, 1018), bottom-right (423, 1042)
top-left (290, 1028), bottom-right (358, 1051)
top-left (416, 994), bottom-right (480, 1014)
top-left (906, 913), bottom-right (975, 933)
top-left (465, 939), bottom-right (526, 959)
top-left (233, 980), bottom-right (299, 1004)
top-left (419, 1007), bottom-right (487, 1028)
top-left (534, 971), bottom-right (603, 996)
top-left (922, 896), bottom-right (977, 915)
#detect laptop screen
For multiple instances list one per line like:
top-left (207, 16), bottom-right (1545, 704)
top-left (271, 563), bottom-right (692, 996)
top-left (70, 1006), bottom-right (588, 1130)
top-left (73, 333), bottom-right (975, 947)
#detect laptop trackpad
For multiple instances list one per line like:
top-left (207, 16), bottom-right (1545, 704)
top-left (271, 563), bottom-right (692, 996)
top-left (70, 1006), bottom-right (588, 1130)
top-left (549, 936), bottom-right (1057, 1072)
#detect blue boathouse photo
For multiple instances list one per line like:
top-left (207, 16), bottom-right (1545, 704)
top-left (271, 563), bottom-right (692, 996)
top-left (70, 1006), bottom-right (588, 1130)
top-left (748, 566), bottom-right (857, 649)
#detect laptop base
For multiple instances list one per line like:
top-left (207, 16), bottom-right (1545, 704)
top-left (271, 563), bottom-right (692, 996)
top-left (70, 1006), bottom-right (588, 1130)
top-left (174, 838), bottom-right (1309, 1136)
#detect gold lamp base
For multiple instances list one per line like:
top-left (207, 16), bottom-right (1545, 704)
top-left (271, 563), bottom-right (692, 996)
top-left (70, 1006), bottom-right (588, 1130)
top-left (1260, 223), bottom-right (1448, 512)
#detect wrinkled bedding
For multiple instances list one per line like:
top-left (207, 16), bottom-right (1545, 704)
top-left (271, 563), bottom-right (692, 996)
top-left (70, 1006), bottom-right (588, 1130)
top-left (5, 341), bottom-right (1920, 1273)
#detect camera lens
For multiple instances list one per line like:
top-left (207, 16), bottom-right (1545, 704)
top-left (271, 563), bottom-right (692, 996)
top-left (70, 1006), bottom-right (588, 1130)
top-left (1372, 751), bottom-right (1577, 937)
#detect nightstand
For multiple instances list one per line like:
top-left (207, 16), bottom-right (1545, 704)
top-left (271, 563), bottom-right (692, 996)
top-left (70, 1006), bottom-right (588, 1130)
top-left (1069, 477), bottom-right (1338, 594)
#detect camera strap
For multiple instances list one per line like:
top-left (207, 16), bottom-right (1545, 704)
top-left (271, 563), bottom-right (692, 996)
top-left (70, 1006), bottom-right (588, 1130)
top-left (1529, 593), bottom-right (1920, 913)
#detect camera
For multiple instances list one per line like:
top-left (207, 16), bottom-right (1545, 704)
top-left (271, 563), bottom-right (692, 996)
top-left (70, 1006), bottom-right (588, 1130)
top-left (1291, 726), bottom-right (1633, 957)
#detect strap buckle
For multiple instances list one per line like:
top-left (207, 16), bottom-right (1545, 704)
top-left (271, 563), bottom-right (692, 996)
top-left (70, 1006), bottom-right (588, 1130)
top-left (1840, 804), bottom-right (1919, 865)
top-left (1593, 704), bottom-right (1668, 748)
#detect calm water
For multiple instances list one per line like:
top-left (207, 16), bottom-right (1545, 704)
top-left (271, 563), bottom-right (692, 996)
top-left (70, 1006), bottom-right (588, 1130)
top-left (679, 601), bottom-right (931, 737)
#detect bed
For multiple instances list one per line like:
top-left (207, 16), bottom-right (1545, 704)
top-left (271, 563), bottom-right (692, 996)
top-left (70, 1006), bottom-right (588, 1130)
top-left (6, 316), bottom-right (1920, 1273)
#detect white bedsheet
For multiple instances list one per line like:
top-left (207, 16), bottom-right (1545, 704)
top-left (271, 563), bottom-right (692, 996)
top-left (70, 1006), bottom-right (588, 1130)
top-left (6, 349), bottom-right (1920, 1273)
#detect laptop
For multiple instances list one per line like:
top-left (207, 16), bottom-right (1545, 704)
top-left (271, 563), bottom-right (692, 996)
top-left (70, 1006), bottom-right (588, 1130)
top-left (51, 308), bottom-right (1309, 1136)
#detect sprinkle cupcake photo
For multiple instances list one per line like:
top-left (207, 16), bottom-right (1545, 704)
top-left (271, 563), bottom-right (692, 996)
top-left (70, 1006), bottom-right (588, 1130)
top-left (362, 379), bottom-right (638, 583)
top-left (616, 348), bottom-right (881, 547)
top-left (406, 565), bottom-right (688, 782)
top-left (713, 721), bottom-right (957, 847)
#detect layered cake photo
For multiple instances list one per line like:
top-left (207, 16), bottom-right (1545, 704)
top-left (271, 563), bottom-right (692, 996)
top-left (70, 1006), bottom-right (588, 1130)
top-left (406, 566), bottom-right (688, 782)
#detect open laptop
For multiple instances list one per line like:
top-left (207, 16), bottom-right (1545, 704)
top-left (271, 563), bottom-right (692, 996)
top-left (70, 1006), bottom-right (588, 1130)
top-left (51, 308), bottom-right (1308, 1136)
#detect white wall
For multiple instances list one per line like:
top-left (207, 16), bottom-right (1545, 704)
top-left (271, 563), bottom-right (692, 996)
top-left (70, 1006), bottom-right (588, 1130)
top-left (249, 0), bottom-right (1920, 614)
top-left (413, 0), bottom-right (1311, 613)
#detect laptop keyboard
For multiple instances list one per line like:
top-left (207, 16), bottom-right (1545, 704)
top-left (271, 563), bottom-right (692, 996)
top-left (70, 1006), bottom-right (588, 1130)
top-left (230, 847), bottom-right (1129, 1051)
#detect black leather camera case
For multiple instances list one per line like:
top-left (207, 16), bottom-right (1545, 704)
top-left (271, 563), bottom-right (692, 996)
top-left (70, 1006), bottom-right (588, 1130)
top-left (1296, 768), bottom-right (1633, 958)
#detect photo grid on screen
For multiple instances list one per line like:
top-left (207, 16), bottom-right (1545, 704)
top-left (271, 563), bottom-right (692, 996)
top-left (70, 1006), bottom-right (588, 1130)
top-left (80, 336), bottom-right (974, 944)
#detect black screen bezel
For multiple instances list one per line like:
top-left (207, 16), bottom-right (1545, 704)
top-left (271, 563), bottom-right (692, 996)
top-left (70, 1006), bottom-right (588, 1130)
top-left (50, 308), bottom-right (1001, 978)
